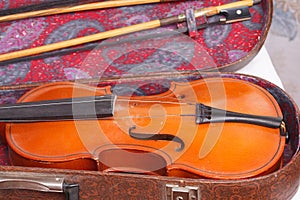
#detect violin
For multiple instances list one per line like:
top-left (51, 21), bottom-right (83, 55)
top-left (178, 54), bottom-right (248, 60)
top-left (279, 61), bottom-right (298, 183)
top-left (2, 77), bottom-right (287, 179)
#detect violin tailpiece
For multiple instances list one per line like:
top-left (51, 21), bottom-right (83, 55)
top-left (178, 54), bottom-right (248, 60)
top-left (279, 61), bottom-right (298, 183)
top-left (195, 103), bottom-right (283, 129)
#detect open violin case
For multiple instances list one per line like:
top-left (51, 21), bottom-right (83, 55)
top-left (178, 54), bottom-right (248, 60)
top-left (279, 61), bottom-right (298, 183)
top-left (0, 0), bottom-right (299, 199)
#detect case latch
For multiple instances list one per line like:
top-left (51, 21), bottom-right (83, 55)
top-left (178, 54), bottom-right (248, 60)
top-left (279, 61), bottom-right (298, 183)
top-left (166, 184), bottom-right (200, 200)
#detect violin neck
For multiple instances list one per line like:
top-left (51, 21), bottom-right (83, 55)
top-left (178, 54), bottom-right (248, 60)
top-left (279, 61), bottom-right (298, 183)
top-left (0, 95), bottom-right (115, 122)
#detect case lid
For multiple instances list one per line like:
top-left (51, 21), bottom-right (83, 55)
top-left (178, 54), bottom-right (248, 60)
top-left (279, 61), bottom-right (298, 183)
top-left (0, 0), bottom-right (272, 94)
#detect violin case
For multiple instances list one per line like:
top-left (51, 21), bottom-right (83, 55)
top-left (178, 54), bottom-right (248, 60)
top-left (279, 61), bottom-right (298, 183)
top-left (0, 0), bottom-right (299, 199)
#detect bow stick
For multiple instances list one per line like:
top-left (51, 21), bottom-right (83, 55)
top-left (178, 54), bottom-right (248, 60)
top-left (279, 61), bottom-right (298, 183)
top-left (0, 0), bottom-right (96, 16)
top-left (0, 15), bottom-right (228, 66)
top-left (0, 0), bottom-right (261, 63)
top-left (0, 0), bottom-right (179, 22)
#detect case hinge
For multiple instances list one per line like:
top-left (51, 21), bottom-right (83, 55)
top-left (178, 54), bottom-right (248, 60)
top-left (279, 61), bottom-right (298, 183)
top-left (166, 184), bottom-right (200, 200)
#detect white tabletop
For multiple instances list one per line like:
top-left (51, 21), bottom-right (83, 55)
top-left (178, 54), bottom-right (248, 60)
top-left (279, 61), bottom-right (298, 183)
top-left (237, 46), bottom-right (300, 200)
top-left (237, 46), bottom-right (284, 89)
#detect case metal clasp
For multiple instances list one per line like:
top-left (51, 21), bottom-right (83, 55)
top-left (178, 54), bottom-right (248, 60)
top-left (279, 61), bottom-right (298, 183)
top-left (166, 184), bottom-right (200, 200)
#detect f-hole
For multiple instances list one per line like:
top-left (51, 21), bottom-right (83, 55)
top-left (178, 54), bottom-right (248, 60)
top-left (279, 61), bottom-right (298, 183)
top-left (98, 148), bottom-right (167, 176)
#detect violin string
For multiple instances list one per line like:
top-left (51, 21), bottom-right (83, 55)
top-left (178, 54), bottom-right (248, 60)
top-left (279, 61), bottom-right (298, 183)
top-left (0, 97), bottom-right (282, 125)
top-left (0, 96), bottom-right (197, 110)
top-left (0, 114), bottom-right (196, 123)
top-left (104, 114), bottom-right (195, 120)
top-left (0, 96), bottom-right (200, 121)
top-left (0, 98), bottom-right (109, 109)
top-left (116, 99), bottom-right (197, 106)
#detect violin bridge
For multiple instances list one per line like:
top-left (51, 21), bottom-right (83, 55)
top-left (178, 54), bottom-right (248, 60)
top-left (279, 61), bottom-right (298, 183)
top-left (195, 103), bottom-right (222, 124)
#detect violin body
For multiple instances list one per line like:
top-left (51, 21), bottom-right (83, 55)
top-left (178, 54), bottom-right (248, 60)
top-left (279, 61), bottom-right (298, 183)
top-left (5, 77), bottom-right (286, 179)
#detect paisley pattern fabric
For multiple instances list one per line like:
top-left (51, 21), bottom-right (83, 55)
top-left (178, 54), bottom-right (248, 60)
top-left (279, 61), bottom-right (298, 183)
top-left (0, 0), bottom-right (265, 94)
top-left (0, 18), bottom-right (47, 53)
top-left (0, 0), bottom-right (10, 10)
